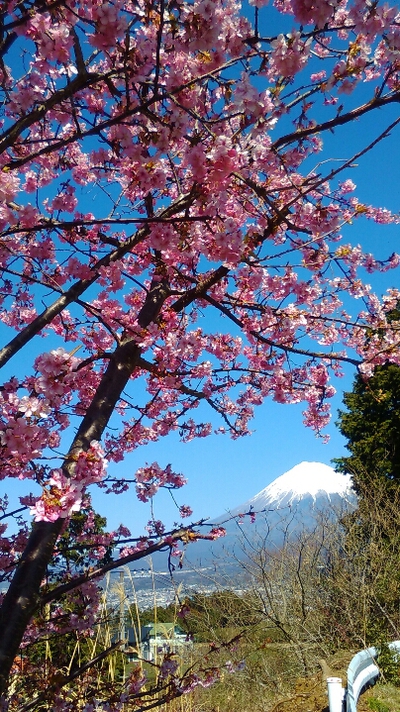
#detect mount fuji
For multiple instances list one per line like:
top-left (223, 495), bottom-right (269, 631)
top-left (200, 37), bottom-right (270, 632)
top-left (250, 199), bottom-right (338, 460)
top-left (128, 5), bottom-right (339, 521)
top-left (227, 461), bottom-right (354, 516)
top-left (185, 461), bottom-right (356, 566)
top-left (130, 462), bottom-right (357, 605)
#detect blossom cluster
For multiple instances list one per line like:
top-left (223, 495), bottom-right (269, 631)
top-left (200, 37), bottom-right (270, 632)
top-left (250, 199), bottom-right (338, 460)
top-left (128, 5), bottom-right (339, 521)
top-left (0, 348), bottom-right (82, 481)
top-left (2, 0), bottom-right (400, 705)
top-left (135, 462), bottom-right (187, 502)
top-left (29, 441), bottom-right (108, 522)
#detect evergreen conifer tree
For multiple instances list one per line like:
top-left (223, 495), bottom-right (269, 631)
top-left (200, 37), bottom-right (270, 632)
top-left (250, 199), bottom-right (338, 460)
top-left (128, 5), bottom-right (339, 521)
top-left (335, 364), bottom-right (400, 492)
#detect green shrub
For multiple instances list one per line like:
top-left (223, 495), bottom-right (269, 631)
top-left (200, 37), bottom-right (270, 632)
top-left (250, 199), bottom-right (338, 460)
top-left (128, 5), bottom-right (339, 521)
top-left (377, 644), bottom-right (400, 686)
top-left (368, 699), bottom-right (390, 712)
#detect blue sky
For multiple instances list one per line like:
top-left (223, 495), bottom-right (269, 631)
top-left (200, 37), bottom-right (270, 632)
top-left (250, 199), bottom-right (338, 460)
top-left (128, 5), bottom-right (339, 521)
top-left (94, 101), bottom-right (400, 535)
top-left (93, 118), bottom-right (400, 535)
top-left (2, 2), bottom-right (400, 541)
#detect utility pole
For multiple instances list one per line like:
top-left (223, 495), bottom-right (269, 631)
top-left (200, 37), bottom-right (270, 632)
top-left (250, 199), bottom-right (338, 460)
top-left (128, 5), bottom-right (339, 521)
top-left (119, 568), bottom-right (126, 686)
top-left (119, 568), bottom-right (126, 646)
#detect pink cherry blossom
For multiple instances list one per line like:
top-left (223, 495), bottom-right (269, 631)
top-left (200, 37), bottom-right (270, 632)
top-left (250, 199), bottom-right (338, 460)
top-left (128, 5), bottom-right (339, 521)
top-left (2, 0), bottom-right (400, 704)
top-left (269, 32), bottom-right (311, 77)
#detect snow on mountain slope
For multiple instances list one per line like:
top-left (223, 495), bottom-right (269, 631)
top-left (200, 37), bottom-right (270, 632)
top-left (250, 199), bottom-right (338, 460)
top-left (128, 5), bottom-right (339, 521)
top-left (227, 461), bottom-right (354, 516)
top-left (147, 462), bottom-right (356, 577)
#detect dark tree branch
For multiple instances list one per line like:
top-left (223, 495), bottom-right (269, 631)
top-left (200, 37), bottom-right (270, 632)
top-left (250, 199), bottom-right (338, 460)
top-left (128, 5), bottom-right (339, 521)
top-left (273, 91), bottom-right (400, 151)
top-left (0, 248), bottom-right (174, 691)
top-left (0, 195), bottom-right (194, 369)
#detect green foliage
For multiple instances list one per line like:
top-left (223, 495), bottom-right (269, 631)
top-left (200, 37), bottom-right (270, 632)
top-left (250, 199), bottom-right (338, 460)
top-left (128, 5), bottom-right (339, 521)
top-left (183, 589), bottom-right (262, 640)
top-left (378, 644), bottom-right (400, 687)
top-left (139, 600), bottom-right (182, 627)
top-left (335, 364), bottom-right (400, 491)
top-left (369, 698), bottom-right (391, 712)
top-left (365, 683), bottom-right (400, 712)
top-left (23, 506), bottom-right (116, 676)
top-left (50, 505), bottom-right (114, 580)
top-left (333, 364), bottom-right (400, 645)
top-left (318, 478), bottom-right (400, 648)
top-left (140, 590), bottom-right (263, 643)
top-left (128, 547), bottom-right (400, 712)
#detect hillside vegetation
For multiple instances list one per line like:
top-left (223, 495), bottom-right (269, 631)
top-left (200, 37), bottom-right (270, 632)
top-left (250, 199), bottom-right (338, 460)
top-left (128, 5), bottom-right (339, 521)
top-left (132, 470), bottom-right (400, 712)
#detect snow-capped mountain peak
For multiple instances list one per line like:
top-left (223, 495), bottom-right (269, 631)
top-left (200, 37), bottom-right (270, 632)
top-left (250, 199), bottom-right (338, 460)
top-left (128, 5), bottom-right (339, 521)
top-left (183, 461), bottom-right (355, 570)
top-left (230, 461), bottom-right (354, 514)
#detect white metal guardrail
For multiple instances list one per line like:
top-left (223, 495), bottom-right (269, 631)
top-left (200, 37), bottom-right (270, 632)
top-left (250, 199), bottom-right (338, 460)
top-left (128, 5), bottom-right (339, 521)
top-left (345, 646), bottom-right (379, 712)
top-left (326, 640), bottom-right (400, 712)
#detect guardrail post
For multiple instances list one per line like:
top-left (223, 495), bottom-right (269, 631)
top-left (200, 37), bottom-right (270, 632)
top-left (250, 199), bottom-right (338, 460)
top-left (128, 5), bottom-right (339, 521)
top-left (327, 676), bottom-right (345, 712)
top-left (346, 646), bottom-right (379, 712)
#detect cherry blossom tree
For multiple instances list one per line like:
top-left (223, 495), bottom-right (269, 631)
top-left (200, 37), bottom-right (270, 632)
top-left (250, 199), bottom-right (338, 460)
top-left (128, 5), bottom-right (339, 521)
top-left (1, 0), bottom-right (400, 707)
